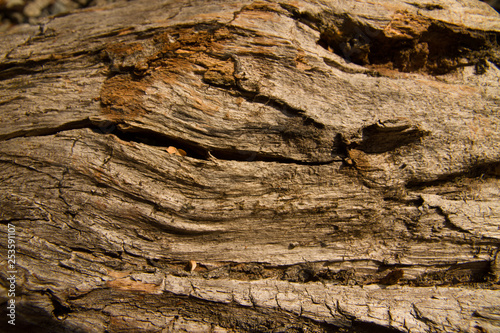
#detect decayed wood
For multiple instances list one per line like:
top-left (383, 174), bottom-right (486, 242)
top-left (0, 0), bottom-right (499, 332)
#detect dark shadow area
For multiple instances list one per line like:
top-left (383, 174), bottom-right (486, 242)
top-left (357, 122), bottom-right (428, 154)
top-left (0, 300), bottom-right (86, 333)
top-left (317, 14), bottom-right (500, 75)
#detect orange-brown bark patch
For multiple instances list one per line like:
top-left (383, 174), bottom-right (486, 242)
top-left (100, 74), bottom-right (149, 120)
top-left (105, 41), bottom-right (144, 57)
top-left (107, 276), bottom-right (162, 294)
top-left (100, 26), bottom-right (237, 120)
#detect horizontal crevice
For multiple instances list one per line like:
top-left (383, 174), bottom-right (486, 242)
top-left (0, 50), bottom-right (102, 81)
top-left (405, 161), bottom-right (500, 189)
top-left (106, 122), bottom-right (335, 165)
top-left (241, 92), bottom-right (325, 129)
top-left (409, 261), bottom-right (492, 287)
top-left (209, 148), bottom-right (337, 165)
top-left (352, 321), bottom-right (406, 333)
top-left (0, 64), bottom-right (43, 81)
top-left (107, 125), bottom-right (210, 160)
top-left (406, 2), bottom-right (444, 10)
top-left (63, 246), bottom-right (97, 256)
top-left (0, 118), bottom-right (94, 141)
top-left (158, 259), bottom-right (495, 288)
top-left (0, 118), bottom-right (338, 165)
top-left (139, 213), bottom-right (224, 236)
top-left (3, 118), bottom-right (494, 175)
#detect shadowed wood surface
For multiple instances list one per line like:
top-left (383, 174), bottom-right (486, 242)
top-left (0, 0), bottom-right (500, 332)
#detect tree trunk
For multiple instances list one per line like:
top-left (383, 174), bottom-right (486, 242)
top-left (1, 0), bottom-right (500, 332)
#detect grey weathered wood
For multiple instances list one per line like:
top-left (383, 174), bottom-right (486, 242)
top-left (1, 0), bottom-right (500, 332)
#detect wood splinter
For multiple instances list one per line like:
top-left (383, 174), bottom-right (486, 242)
top-left (186, 260), bottom-right (197, 272)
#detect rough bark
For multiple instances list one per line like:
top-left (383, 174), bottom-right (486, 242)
top-left (1, 0), bottom-right (500, 332)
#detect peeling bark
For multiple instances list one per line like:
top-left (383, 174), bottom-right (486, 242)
top-left (1, 0), bottom-right (500, 332)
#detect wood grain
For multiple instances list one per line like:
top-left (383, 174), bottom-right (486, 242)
top-left (0, 0), bottom-right (499, 332)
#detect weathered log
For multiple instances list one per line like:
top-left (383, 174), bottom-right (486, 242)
top-left (1, 0), bottom-right (499, 332)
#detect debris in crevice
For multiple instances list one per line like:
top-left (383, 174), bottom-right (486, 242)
top-left (161, 259), bottom-right (496, 288)
top-left (166, 146), bottom-right (186, 156)
top-left (45, 289), bottom-right (72, 321)
top-left (334, 119), bottom-right (428, 172)
top-left (488, 250), bottom-right (500, 282)
top-left (288, 6), bottom-right (500, 75)
top-left (375, 268), bottom-right (404, 285)
top-left (185, 260), bottom-right (197, 272)
top-left (411, 261), bottom-right (491, 286)
top-left (108, 120), bottom-right (338, 164)
top-left (101, 123), bottom-right (209, 160)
